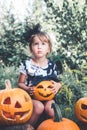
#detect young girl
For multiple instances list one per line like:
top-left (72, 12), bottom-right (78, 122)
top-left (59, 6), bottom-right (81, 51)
top-left (18, 24), bottom-right (61, 128)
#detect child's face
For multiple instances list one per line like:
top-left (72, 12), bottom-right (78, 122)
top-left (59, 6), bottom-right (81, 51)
top-left (31, 36), bottom-right (50, 58)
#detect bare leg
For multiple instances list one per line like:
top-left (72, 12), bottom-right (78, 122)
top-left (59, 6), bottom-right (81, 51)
top-left (28, 100), bottom-right (44, 126)
top-left (44, 100), bottom-right (55, 117)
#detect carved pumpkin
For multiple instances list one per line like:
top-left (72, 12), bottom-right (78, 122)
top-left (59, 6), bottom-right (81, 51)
top-left (75, 97), bottom-right (87, 123)
top-left (34, 81), bottom-right (55, 101)
top-left (37, 103), bottom-right (80, 130)
top-left (0, 80), bottom-right (33, 125)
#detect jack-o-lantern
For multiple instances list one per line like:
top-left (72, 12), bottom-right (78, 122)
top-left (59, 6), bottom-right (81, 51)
top-left (75, 97), bottom-right (87, 123)
top-left (0, 80), bottom-right (33, 125)
top-left (34, 81), bottom-right (55, 101)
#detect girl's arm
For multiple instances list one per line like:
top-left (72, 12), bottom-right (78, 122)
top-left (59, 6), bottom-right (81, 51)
top-left (18, 73), bottom-right (29, 91)
top-left (18, 73), bottom-right (34, 96)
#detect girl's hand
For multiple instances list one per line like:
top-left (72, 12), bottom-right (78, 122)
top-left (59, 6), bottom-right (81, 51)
top-left (50, 80), bottom-right (62, 94)
top-left (27, 86), bottom-right (35, 96)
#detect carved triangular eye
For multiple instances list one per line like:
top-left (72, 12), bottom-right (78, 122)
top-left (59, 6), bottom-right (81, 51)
top-left (48, 85), bottom-right (53, 88)
top-left (15, 101), bottom-right (21, 108)
top-left (81, 104), bottom-right (87, 109)
top-left (3, 97), bottom-right (11, 104)
top-left (37, 85), bottom-right (43, 89)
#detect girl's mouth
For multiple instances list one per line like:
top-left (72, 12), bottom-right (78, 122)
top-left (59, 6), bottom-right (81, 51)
top-left (38, 51), bottom-right (42, 54)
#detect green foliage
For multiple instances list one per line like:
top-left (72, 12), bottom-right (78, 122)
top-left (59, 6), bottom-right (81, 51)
top-left (0, 64), bottom-right (19, 89)
top-left (44, 0), bottom-right (87, 70)
top-left (0, 11), bottom-right (29, 66)
top-left (55, 62), bottom-right (87, 120)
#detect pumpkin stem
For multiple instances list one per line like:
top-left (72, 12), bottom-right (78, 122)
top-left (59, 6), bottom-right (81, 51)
top-left (5, 79), bottom-right (12, 89)
top-left (51, 102), bottom-right (62, 122)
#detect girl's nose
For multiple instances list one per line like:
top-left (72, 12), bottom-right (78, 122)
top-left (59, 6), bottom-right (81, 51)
top-left (38, 43), bottom-right (42, 48)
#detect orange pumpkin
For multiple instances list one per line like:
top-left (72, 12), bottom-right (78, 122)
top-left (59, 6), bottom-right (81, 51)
top-left (37, 103), bottom-right (80, 130)
top-left (34, 81), bottom-right (55, 101)
top-left (75, 97), bottom-right (87, 123)
top-left (0, 79), bottom-right (33, 125)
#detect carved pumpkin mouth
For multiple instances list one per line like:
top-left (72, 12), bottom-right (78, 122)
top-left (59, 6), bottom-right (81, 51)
top-left (81, 115), bottom-right (87, 120)
top-left (38, 92), bottom-right (52, 97)
top-left (3, 110), bottom-right (30, 119)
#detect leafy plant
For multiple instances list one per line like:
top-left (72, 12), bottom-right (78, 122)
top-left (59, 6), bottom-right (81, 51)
top-left (44, 0), bottom-right (87, 70)
top-left (54, 62), bottom-right (86, 120)
top-left (0, 64), bottom-right (19, 89)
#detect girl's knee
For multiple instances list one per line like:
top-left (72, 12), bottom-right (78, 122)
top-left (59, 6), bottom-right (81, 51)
top-left (33, 100), bottom-right (44, 115)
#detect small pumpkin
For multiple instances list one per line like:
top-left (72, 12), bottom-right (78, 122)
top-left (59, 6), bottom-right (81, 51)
top-left (37, 103), bottom-right (80, 130)
top-left (34, 81), bottom-right (55, 101)
top-left (0, 79), bottom-right (33, 125)
top-left (75, 97), bottom-right (87, 123)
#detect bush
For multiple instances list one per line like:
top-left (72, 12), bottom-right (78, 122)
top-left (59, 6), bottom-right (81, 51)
top-left (55, 63), bottom-right (86, 120)
top-left (0, 64), bottom-right (19, 89)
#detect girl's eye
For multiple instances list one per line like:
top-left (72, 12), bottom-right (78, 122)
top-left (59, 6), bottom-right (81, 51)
top-left (33, 43), bottom-right (38, 45)
top-left (33, 42), bottom-right (46, 46)
top-left (42, 42), bottom-right (45, 45)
